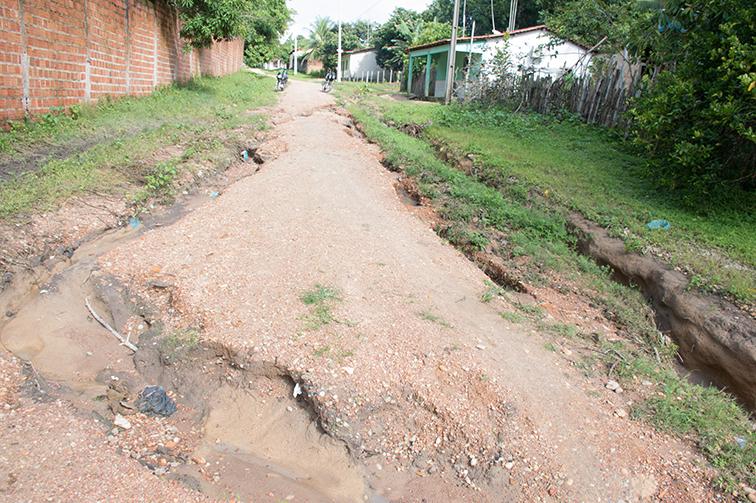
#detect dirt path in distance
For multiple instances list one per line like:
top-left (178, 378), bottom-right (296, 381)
top-left (97, 79), bottom-right (716, 501)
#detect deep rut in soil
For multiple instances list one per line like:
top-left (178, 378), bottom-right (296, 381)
top-left (0, 196), bottom-right (370, 502)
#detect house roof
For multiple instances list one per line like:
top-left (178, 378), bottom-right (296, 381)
top-left (407, 25), bottom-right (590, 53)
top-left (345, 47), bottom-right (377, 55)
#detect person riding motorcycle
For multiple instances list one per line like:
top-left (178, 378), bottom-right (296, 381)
top-left (322, 69), bottom-right (336, 92)
top-left (276, 68), bottom-right (288, 91)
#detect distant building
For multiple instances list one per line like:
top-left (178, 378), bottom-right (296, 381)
top-left (406, 25), bottom-right (593, 98)
top-left (341, 48), bottom-right (382, 80)
top-left (263, 49), bottom-right (324, 74)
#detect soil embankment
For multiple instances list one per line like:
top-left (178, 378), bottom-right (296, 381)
top-left (569, 215), bottom-right (756, 409)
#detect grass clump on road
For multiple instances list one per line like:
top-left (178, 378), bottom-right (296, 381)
top-left (418, 309), bottom-right (452, 328)
top-left (0, 71), bottom-right (276, 220)
top-left (346, 97), bottom-right (755, 491)
top-left (300, 284), bottom-right (341, 331)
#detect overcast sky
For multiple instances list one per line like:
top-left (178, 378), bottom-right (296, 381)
top-left (286, 0), bottom-right (434, 36)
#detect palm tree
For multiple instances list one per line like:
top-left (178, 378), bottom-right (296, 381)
top-left (308, 17), bottom-right (334, 62)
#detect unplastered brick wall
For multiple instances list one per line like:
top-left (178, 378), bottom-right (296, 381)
top-left (0, 0), bottom-right (245, 121)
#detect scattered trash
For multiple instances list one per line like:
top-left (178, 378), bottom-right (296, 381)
top-left (646, 219), bottom-right (670, 231)
top-left (241, 149), bottom-right (250, 161)
top-left (113, 414), bottom-right (132, 430)
top-left (735, 436), bottom-right (747, 449)
top-left (128, 216), bottom-right (141, 229)
top-left (210, 191), bottom-right (220, 199)
top-left (342, 366), bottom-right (354, 375)
top-left (136, 385), bottom-right (177, 417)
top-left (293, 382), bottom-right (302, 398)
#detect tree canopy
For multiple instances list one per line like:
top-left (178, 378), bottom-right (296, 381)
top-left (375, 9), bottom-right (451, 71)
top-left (424, 0), bottom-right (541, 35)
top-left (302, 18), bottom-right (379, 71)
top-left (541, 0), bottom-right (755, 199)
top-left (173, 0), bottom-right (252, 48)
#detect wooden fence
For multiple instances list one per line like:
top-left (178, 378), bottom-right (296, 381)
top-left (465, 61), bottom-right (647, 129)
top-left (343, 69), bottom-right (402, 84)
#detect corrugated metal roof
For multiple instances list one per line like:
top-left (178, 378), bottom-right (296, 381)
top-left (407, 25), bottom-right (589, 53)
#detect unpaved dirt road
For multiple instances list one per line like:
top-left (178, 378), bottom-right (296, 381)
top-left (103, 79), bottom-right (714, 501)
top-left (0, 77), bottom-right (715, 502)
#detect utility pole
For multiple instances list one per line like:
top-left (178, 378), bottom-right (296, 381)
top-left (508, 0), bottom-right (518, 32)
top-left (337, 18), bottom-right (343, 82)
top-left (293, 35), bottom-right (298, 74)
top-left (444, 0), bottom-right (461, 104)
top-left (461, 0), bottom-right (467, 38)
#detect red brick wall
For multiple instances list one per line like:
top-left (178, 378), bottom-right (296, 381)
top-left (0, 0), bottom-right (244, 121)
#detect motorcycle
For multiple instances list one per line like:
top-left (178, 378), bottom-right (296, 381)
top-left (275, 70), bottom-right (288, 91)
top-left (321, 70), bottom-right (336, 93)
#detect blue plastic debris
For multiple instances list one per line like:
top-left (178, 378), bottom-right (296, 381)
top-left (735, 436), bottom-right (747, 450)
top-left (646, 219), bottom-right (671, 231)
top-left (128, 217), bottom-right (141, 229)
top-left (136, 385), bottom-right (177, 417)
top-left (210, 191), bottom-right (220, 199)
top-left (241, 149), bottom-right (250, 161)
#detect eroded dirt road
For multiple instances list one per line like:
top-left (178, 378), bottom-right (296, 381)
top-left (0, 78), bottom-right (715, 502)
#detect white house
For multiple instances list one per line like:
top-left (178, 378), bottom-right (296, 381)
top-left (342, 48), bottom-right (383, 80)
top-left (407, 25), bottom-right (593, 98)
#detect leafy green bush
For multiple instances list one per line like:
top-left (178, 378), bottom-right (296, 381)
top-left (543, 0), bottom-right (755, 202)
top-left (629, 0), bottom-right (755, 200)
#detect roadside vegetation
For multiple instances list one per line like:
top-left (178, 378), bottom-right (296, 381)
top-left (343, 89), bottom-right (755, 304)
top-left (0, 72), bottom-right (275, 220)
top-left (338, 83), bottom-right (754, 490)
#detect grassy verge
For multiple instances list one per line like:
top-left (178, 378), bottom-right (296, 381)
top-left (344, 96), bottom-right (754, 490)
top-left (0, 71), bottom-right (275, 220)
top-left (337, 86), bottom-right (754, 304)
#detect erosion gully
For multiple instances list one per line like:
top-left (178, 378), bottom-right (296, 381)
top-left (0, 192), bottom-right (374, 502)
top-left (424, 133), bottom-right (756, 411)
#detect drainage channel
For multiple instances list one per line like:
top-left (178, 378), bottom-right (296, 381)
top-left (364, 115), bottom-right (756, 411)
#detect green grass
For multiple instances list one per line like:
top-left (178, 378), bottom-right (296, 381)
top-left (500, 311), bottom-right (526, 323)
top-left (480, 280), bottom-right (506, 303)
top-left (300, 284), bottom-right (341, 305)
top-left (541, 322), bottom-right (579, 338)
top-left (160, 327), bottom-right (201, 360)
top-left (418, 309), bottom-right (452, 328)
top-left (350, 95), bottom-right (755, 303)
top-left (346, 97), bottom-right (755, 491)
top-left (300, 284), bottom-right (342, 331)
top-left (623, 354), bottom-right (756, 489)
top-left (0, 72), bottom-right (275, 219)
top-left (514, 302), bottom-right (546, 319)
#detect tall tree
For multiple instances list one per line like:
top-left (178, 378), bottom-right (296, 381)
top-left (244, 0), bottom-right (291, 67)
top-left (173, 0), bottom-right (252, 47)
top-left (308, 17), bottom-right (335, 61)
top-left (424, 0), bottom-right (541, 35)
top-left (375, 8), bottom-right (451, 71)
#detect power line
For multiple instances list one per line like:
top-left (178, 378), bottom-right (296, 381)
top-left (357, 0), bottom-right (387, 19)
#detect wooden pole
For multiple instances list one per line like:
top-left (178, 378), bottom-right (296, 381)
top-left (445, 0), bottom-right (461, 104)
